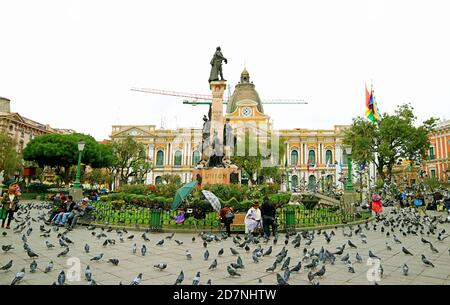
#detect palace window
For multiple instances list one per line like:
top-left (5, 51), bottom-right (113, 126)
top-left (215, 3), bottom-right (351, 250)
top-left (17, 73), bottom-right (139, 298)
top-left (308, 150), bottom-right (315, 165)
top-left (325, 150), bottom-right (333, 165)
top-left (156, 150), bottom-right (164, 166)
top-left (192, 151), bottom-right (201, 166)
top-left (291, 175), bottom-right (298, 189)
top-left (174, 150), bottom-right (182, 166)
top-left (155, 176), bottom-right (163, 185)
top-left (291, 150), bottom-right (298, 165)
top-left (430, 169), bottom-right (436, 178)
top-left (429, 147), bottom-right (435, 160)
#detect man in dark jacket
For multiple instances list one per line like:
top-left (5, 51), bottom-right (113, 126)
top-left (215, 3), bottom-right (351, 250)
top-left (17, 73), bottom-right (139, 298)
top-left (261, 197), bottom-right (277, 238)
top-left (54, 195), bottom-right (76, 226)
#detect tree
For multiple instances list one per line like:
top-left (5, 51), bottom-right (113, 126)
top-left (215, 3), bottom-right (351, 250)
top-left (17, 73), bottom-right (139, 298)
top-left (231, 131), bottom-right (286, 185)
top-left (0, 131), bottom-right (23, 178)
top-left (22, 133), bottom-right (114, 185)
top-left (108, 136), bottom-right (153, 186)
top-left (161, 174), bottom-right (181, 185)
top-left (344, 104), bottom-right (437, 182)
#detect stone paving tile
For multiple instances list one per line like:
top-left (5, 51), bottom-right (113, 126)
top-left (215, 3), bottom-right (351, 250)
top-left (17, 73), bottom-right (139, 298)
top-left (2, 203), bottom-right (450, 285)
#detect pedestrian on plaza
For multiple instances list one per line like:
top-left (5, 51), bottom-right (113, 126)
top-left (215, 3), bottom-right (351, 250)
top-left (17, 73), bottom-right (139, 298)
top-left (219, 204), bottom-right (234, 236)
top-left (1, 183), bottom-right (21, 229)
top-left (245, 200), bottom-right (262, 235)
top-left (261, 197), bottom-right (277, 238)
top-left (442, 190), bottom-right (450, 213)
top-left (66, 197), bottom-right (91, 229)
top-left (396, 189), bottom-right (406, 208)
top-left (371, 191), bottom-right (383, 216)
top-left (54, 195), bottom-right (76, 226)
top-left (414, 192), bottom-right (427, 217)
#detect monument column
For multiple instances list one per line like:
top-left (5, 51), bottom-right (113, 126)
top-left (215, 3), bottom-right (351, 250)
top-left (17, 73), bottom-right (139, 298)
top-left (209, 80), bottom-right (227, 157)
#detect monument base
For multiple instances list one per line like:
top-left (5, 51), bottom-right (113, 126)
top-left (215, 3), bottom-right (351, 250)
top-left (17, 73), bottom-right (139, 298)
top-left (69, 188), bottom-right (83, 203)
top-left (192, 167), bottom-right (241, 187)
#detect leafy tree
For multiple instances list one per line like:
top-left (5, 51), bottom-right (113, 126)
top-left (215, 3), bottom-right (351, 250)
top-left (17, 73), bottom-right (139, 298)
top-left (108, 136), bottom-right (153, 186)
top-left (161, 174), bottom-right (181, 185)
top-left (0, 131), bottom-right (23, 178)
top-left (344, 104), bottom-right (437, 182)
top-left (231, 131), bottom-right (286, 185)
top-left (22, 133), bottom-right (114, 185)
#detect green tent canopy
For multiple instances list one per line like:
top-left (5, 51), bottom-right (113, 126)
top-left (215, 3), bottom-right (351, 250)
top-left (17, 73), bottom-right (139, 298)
top-left (171, 180), bottom-right (198, 210)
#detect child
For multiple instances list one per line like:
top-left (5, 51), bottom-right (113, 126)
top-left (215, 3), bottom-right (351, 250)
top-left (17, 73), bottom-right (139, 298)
top-left (1, 184), bottom-right (21, 229)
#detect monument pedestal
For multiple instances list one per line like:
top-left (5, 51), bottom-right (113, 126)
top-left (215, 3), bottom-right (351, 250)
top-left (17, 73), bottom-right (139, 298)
top-left (192, 167), bottom-right (241, 187)
top-left (69, 188), bottom-right (83, 203)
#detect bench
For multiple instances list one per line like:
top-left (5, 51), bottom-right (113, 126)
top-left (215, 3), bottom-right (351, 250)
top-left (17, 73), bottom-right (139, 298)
top-left (229, 213), bottom-right (246, 232)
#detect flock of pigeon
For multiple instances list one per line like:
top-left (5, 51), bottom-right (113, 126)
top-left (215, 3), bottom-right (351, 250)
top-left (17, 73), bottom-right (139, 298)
top-left (1, 202), bottom-right (450, 285)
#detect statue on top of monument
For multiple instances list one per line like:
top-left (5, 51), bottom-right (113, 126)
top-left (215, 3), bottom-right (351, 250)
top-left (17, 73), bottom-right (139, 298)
top-left (209, 46), bottom-right (227, 83)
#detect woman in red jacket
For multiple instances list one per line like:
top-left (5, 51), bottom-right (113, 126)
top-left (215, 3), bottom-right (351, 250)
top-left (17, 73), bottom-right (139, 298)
top-left (371, 192), bottom-right (383, 216)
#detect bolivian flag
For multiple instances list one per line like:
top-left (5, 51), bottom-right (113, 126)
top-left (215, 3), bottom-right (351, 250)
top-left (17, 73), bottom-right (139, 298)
top-left (365, 83), bottom-right (381, 122)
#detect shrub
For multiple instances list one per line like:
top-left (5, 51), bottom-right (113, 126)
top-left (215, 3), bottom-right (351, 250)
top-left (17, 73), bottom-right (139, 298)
top-left (117, 184), bottom-right (149, 195)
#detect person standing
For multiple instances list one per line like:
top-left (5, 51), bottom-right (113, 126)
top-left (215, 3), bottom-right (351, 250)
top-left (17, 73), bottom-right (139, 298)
top-left (443, 190), bottom-right (450, 213)
top-left (245, 201), bottom-right (262, 235)
top-left (219, 204), bottom-right (234, 237)
top-left (1, 184), bottom-right (21, 229)
top-left (415, 192), bottom-right (427, 217)
top-left (260, 197), bottom-right (277, 238)
top-left (371, 192), bottom-right (383, 217)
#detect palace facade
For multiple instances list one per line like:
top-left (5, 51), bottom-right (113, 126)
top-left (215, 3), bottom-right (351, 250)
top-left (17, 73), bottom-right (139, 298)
top-left (110, 69), bottom-right (362, 190)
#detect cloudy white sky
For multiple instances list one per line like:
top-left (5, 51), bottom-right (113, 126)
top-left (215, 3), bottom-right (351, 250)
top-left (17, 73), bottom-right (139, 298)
top-left (1, 0), bottom-right (449, 140)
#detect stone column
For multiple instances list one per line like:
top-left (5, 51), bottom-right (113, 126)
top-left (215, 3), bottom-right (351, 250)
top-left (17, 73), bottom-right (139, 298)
top-left (209, 80), bottom-right (227, 158)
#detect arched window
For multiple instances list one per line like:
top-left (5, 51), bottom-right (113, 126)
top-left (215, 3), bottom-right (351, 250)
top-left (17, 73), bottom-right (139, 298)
top-left (308, 175), bottom-right (317, 191)
top-left (291, 150), bottom-right (298, 165)
top-left (155, 176), bottom-right (162, 185)
top-left (192, 151), bottom-right (201, 166)
top-left (156, 150), bottom-right (164, 166)
top-left (308, 150), bottom-right (315, 165)
top-left (325, 150), bottom-right (333, 165)
top-left (292, 175), bottom-right (298, 190)
top-left (174, 150), bottom-right (182, 166)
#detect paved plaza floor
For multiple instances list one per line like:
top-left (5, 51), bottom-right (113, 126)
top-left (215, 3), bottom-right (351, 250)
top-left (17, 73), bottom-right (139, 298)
top-left (1, 202), bottom-right (449, 285)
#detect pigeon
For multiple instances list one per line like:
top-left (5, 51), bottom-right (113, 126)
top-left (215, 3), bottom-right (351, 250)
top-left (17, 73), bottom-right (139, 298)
top-left (153, 263), bottom-right (167, 271)
top-left (132, 243), bottom-right (137, 254)
top-left (307, 271), bottom-right (315, 283)
top-left (102, 240), bottom-right (108, 247)
top-left (90, 253), bottom-right (104, 261)
top-left (355, 252), bottom-right (363, 263)
top-left (57, 247), bottom-right (70, 257)
top-left (45, 241), bottom-right (55, 249)
top-left (429, 243), bottom-right (439, 254)
top-left (402, 247), bottom-right (413, 256)
top-left (192, 237), bottom-right (195, 242)
top-left (230, 247), bottom-right (239, 255)
top-left (281, 257), bottom-right (291, 270)
top-left (314, 265), bottom-right (326, 278)
top-left (393, 235), bottom-right (402, 244)
top-left (1, 245), bottom-right (14, 253)
top-left (156, 239), bottom-right (164, 246)
top-left (204, 250), bottom-right (210, 261)
top-left (85, 265), bottom-right (92, 281)
top-left (84, 244), bottom-right (90, 253)
top-left (402, 264), bottom-right (409, 276)
top-left (347, 261), bottom-right (355, 273)
top-left (252, 252), bottom-right (259, 263)
top-left (368, 250), bottom-right (380, 261)
top-left (11, 268), bottom-right (25, 285)
top-left (1, 260), bottom-right (13, 271)
top-left (341, 253), bottom-right (350, 262)
top-left (127, 235), bottom-right (134, 240)
top-left (266, 262), bottom-right (277, 272)
top-left (142, 233), bottom-right (150, 242)
top-left (206, 279), bottom-right (212, 285)
top-left (174, 271), bottom-right (184, 285)
top-left (421, 237), bottom-right (430, 244)
top-left (218, 248), bottom-right (224, 256)
top-left (276, 273), bottom-right (289, 285)
top-left (421, 255), bottom-right (435, 267)
top-left (130, 273), bottom-right (143, 285)
top-left (2, 231), bottom-right (7, 237)
top-left (227, 265), bottom-right (241, 277)
top-left (166, 233), bottom-right (174, 240)
top-left (385, 242), bottom-right (392, 251)
top-left (175, 240), bottom-right (183, 246)
top-left (108, 258), bottom-right (119, 266)
top-left (263, 246), bottom-right (272, 256)
top-left (290, 261), bottom-right (302, 272)
top-left (30, 260), bottom-right (37, 273)
top-left (22, 234), bottom-right (27, 243)
top-left (141, 245), bottom-right (147, 256)
top-left (348, 240), bottom-right (357, 249)
top-left (44, 261), bottom-right (54, 273)
top-left (27, 249), bottom-right (39, 258)
top-left (59, 239), bottom-right (68, 248)
top-left (192, 271), bottom-right (201, 285)
top-left (185, 250), bottom-right (192, 260)
top-left (57, 270), bottom-right (66, 285)
top-left (203, 241), bottom-right (208, 248)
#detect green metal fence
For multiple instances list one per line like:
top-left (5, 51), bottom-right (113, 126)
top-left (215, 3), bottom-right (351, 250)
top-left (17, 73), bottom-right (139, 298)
top-left (88, 201), bottom-right (371, 232)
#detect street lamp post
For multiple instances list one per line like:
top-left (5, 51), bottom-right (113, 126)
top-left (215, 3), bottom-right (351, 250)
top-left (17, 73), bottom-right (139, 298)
top-left (345, 146), bottom-right (353, 191)
top-left (73, 140), bottom-right (85, 188)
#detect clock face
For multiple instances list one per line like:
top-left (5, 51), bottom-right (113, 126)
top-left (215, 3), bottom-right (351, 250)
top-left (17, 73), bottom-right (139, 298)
top-left (242, 107), bottom-right (252, 117)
